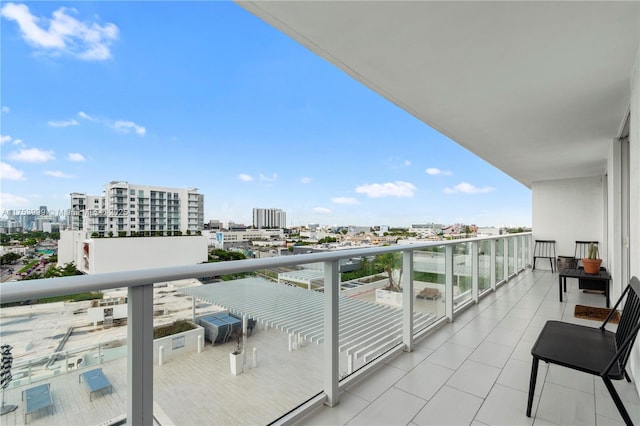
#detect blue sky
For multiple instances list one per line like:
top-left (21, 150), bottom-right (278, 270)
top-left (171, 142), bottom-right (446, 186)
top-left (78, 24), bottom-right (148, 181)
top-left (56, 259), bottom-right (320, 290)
top-left (0, 1), bottom-right (531, 228)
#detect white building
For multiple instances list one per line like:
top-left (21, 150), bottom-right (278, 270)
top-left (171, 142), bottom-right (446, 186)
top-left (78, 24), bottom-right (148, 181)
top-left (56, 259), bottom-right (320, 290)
top-left (201, 229), bottom-right (285, 249)
top-left (58, 231), bottom-right (207, 274)
top-left (70, 181), bottom-right (204, 236)
top-left (253, 208), bottom-right (286, 229)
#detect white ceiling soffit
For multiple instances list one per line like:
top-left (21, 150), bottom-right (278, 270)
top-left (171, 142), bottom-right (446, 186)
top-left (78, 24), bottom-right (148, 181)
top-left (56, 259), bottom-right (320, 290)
top-left (238, 1), bottom-right (640, 187)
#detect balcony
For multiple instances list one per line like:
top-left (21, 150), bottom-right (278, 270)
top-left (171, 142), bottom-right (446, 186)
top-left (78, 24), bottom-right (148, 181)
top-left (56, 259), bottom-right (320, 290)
top-left (1, 233), bottom-right (638, 425)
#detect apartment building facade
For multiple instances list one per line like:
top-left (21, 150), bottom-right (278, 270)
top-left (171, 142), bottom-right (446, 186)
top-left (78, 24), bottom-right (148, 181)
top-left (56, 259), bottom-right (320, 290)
top-left (252, 207), bottom-right (286, 229)
top-left (70, 181), bottom-right (204, 236)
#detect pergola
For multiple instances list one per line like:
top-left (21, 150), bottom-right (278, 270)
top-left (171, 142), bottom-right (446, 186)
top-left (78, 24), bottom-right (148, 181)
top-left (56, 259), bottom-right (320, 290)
top-left (180, 277), bottom-right (436, 366)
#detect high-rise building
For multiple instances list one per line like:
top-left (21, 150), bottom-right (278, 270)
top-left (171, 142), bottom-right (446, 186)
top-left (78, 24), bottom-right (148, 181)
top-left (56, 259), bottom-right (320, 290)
top-left (252, 208), bottom-right (286, 229)
top-left (70, 181), bottom-right (204, 236)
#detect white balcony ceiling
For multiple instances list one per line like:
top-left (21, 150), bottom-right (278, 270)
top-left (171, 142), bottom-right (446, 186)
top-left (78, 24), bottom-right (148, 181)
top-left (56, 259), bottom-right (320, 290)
top-left (238, 1), bottom-right (639, 187)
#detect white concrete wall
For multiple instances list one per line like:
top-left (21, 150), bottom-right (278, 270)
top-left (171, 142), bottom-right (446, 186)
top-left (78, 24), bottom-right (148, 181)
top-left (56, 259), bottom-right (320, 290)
top-left (531, 176), bottom-right (605, 269)
top-left (58, 230), bottom-right (88, 267)
top-left (153, 325), bottom-right (204, 364)
top-left (81, 236), bottom-right (207, 274)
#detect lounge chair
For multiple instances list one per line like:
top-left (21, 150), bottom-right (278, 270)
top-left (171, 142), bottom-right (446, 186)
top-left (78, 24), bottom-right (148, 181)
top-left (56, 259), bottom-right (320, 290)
top-left (23, 383), bottom-right (53, 423)
top-left (79, 368), bottom-right (113, 401)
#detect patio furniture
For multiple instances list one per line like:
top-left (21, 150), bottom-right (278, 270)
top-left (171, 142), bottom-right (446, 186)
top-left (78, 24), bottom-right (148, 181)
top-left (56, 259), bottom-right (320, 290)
top-left (416, 288), bottom-right (441, 300)
top-left (79, 368), bottom-right (113, 401)
top-left (558, 268), bottom-right (611, 307)
top-left (527, 276), bottom-right (640, 426)
top-left (533, 240), bottom-right (556, 272)
top-left (22, 383), bottom-right (53, 423)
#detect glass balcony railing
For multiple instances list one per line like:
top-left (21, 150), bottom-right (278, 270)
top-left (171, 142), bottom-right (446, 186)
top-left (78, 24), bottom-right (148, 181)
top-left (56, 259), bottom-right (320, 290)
top-left (0, 233), bottom-right (531, 425)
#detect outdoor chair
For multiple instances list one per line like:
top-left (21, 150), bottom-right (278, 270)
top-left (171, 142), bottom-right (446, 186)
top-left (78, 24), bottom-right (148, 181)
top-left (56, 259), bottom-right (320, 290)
top-left (526, 276), bottom-right (640, 426)
top-left (79, 368), bottom-right (113, 401)
top-left (22, 383), bottom-right (53, 423)
top-left (533, 240), bottom-right (556, 272)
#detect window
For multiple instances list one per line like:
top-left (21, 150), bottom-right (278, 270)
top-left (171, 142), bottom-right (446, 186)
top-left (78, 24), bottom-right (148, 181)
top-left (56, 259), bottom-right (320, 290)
top-left (130, 197), bottom-right (135, 202)
top-left (130, 189), bottom-right (135, 195)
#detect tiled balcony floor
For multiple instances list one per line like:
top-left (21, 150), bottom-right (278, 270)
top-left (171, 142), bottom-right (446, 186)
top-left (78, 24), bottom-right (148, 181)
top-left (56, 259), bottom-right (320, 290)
top-left (297, 270), bottom-right (640, 426)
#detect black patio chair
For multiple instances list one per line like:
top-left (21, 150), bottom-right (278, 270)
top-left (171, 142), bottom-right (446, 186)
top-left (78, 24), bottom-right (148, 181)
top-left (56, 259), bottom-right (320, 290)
top-left (533, 240), bottom-right (556, 272)
top-left (527, 276), bottom-right (640, 426)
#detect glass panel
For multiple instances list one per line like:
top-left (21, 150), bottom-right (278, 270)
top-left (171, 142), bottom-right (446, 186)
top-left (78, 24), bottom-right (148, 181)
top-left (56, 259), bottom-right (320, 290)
top-left (413, 246), bottom-right (445, 334)
top-left (508, 238), bottom-right (515, 276)
top-left (339, 254), bottom-right (404, 377)
top-left (163, 267), bottom-right (323, 424)
top-left (496, 239), bottom-right (505, 284)
top-left (453, 242), bottom-right (472, 310)
top-left (1, 289), bottom-right (128, 424)
top-left (478, 240), bottom-right (492, 293)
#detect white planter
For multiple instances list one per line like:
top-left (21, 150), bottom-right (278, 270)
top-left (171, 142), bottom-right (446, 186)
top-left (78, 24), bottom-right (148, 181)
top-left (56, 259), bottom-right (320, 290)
top-left (229, 352), bottom-right (243, 375)
top-left (375, 288), bottom-right (403, 306)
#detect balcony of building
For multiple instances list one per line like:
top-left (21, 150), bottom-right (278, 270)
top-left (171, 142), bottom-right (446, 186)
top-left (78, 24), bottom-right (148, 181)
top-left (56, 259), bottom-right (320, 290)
top-left (1, 235), bottom-right (639, 425)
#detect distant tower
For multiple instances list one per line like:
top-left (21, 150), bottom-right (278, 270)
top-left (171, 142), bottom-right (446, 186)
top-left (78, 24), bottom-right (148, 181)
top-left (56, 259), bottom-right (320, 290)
top-left (39, 205), bottom-right (48, 215)
top-left (252, 208), bottom-right (286, 229)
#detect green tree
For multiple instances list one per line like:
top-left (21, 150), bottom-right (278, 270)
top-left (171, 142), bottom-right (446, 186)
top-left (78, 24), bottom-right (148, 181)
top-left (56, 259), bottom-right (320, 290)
top-left (1, 252), bottom-right (21, 265)
top-left (91, 232), bottom-right (99, 238)
top-left (373, 252), bottom-right (403, 292)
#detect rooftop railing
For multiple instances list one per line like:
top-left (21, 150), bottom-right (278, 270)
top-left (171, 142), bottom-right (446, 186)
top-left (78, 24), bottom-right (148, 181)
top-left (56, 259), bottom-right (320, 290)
top-left (0, 232), bottom-right (531, 425)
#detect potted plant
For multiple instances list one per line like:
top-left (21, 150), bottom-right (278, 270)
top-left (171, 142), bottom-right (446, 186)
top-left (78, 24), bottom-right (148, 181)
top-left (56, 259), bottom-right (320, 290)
top-left (229, 329), bottom-right (243, 375)
top-left (581, 242), bottom-right (602, 274)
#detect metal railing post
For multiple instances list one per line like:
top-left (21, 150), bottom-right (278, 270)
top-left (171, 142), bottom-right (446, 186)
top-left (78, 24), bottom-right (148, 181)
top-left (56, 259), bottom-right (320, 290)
top-left (128, 283), bottom-right (154, 425)
top-left (402, 250), bottom-right (414, 352)
top-left (323, 260), bottom-right (339, 407)
top-left (445, 245), bottom-right (454, 321)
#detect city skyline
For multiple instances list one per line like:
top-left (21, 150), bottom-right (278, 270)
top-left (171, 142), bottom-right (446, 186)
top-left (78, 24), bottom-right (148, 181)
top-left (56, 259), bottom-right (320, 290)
top-left (0, 2), bottom-right (532, 228)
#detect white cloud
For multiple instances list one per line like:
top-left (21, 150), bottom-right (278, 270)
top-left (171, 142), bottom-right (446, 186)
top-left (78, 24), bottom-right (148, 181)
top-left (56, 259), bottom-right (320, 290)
top-left (443, 182), bottom-right (495, 194)
top-left (0, 162), bottom-right (25, 180)
top-left (331, 197), bottom-right (359, 205)
top-left (44, 170), bottom-right (74, 178)
top-left (426, 167), bottom-right (452, 176)
top-left (13, 139), bottom-right (24, 146)
top-left (313, 207), bottom-right (332, 214)
top-left (259, 173), bottom-right (277, 182)
top-left (300, 177), bottom-right (311, 184)
top-left (355, 181), bottom-right (416, 198)
top-left (1, 106), bottom-right (9, 113)
top-left (0, 192), bottom-right (31, 209)
top-left (78, 112), bottom-right (147, 136)
top-left (404, 160), bottom-right (411, 167)
top-left (48, 118), bottom-right (78, 127)
top-left (0, 3), bottom-right (118, 61)
top-left (78, 111), bottom-right (93, 120)
top-left (0, 135), bottom-right (11, 145)
top-left (7, 147), bottom-right (55, 163)
top-left (238, 174), bottom-right (253, 182)
top-left (113, 120), bottom-right (146, 136)
top-left (67, 152), bottom-right (86, 162)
